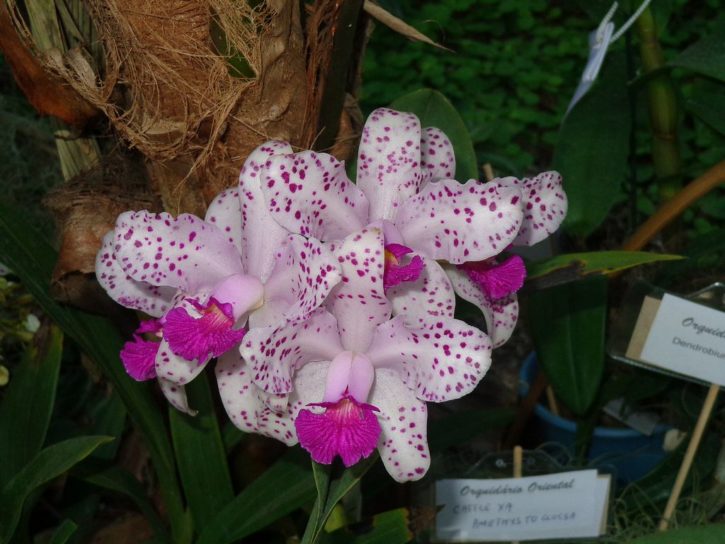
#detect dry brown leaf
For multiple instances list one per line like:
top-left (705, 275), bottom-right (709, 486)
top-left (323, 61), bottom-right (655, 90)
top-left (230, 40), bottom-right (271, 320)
top-left (363, 1), bottom-right (451, 51)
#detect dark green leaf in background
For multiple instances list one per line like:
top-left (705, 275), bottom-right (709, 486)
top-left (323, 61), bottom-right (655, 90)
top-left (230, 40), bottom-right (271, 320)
top-left (0, 435), bottom-right (112, 541)
top-left (197, 450), bottom-right (316, 544)
top-left (0, 324), bottom-right (62, 486)
top-left (169, 371), bottom-right (234, 533)
top-left (48, 519), bottom-right (78, 544)
top-left (555, 50), bottom-right (632, 237)
top-left (389, 89), bottom-right (479, 181)
top-left (686, 83), bottom-right (725, 136)
top-left (325, 508), bottom-right (412, 544)
top-left (527, 276), bottom-right (608, 416)
top-left (670, 17), bottom-right (725, 81)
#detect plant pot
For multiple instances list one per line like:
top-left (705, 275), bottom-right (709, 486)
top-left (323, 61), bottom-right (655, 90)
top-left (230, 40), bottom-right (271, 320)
top-left (519, 353), bottom-right (671, 483)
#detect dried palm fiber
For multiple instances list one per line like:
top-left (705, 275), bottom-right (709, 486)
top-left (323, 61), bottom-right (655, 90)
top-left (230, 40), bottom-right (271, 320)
top-left (9, 0), bottom-right (314, 215)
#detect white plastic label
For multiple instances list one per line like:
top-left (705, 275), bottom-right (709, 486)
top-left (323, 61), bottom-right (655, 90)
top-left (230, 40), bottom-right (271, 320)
top-left (640, 294), bottom-right (725, 386)
top-left (435, 470), bottom-right (610, 542)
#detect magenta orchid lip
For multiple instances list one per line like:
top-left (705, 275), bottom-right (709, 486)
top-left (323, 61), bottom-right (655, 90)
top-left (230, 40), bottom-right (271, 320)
top-left (96, 107), bottom-right (566, 482)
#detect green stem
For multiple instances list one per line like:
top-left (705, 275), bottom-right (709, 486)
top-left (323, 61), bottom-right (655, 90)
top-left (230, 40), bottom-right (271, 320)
top-left (635, 6), bottom-right (682, 203)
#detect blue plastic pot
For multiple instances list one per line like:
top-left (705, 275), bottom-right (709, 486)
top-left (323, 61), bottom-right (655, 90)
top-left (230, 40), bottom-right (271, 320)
top-left (519, 353), bottom-right (671, 483)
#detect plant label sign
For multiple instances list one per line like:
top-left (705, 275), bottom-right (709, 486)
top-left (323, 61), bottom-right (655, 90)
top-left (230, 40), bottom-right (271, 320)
top-left (626, 294), bottom-right (725, 386)
top-left (435, 470), bottom-right (611, 542)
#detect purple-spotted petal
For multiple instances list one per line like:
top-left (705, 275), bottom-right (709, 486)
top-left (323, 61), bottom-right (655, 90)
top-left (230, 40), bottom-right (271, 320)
top-left (262, 151), bottom-right (369, 240)
top-left (159, 378), bottom-right (197, 416)
top-left (459, 255), bottom-right (526, 301)
top-left (327, 226), bottom-right (391, 353)
top-left (357, 108), bottom-right (422, 221)
top-left (163, 298), bottom-right (246, 363)
top-left (155, 339), bottom-right (208, 386)
top-left (383, 243), bottom-right (424, 291)
top-left (369, 369), bottom-right (430, 482)
top-left (420, 127), bottom-right (455, 184)
top-left (295, 395), bottom-right (381, 467)
top-left (241, 308), bottom-right (343, 395)
top-left (205, 188), bottom-right (243, 255)
top-left (259, 234), bottom-right (342, 326)
top-left (394, 179), bottom-right (524, 264)
top-left (366, 315), bottom-right (492, 402)
top-left (215, 352), bottom-right (298, 445)
top-left (120, 335), bottom-right (159, 381)
top-left (239, 141), bottom-right (295, 281)
top-left (497, 171), bottom-right (567, 246)
top-left (113, 211), bottom-right (244, 292)
top-left (444, 265), bottom-right (519, 348)
top-left (387, 257), bottom-right (455, 319)
top-left (95, 232), bottom-right (174, 317)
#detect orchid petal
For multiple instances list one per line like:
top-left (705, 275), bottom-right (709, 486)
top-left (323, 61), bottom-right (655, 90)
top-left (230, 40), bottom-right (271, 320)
top-left (357, 108), bottom-right (422, 221)
top-left (394, 179), bottom-right (524, 264)
top-left (96, 232), bottom-right (174, 317)
top-left (369, 369), bottom-right (430, 482)
top-left (159, 378), bottom-right (197, 416)
top-left (367, 315), bottom-right (492, 402)
top-left (215, 352), bottom-right (298, 445)
top-left (387, 257), bottom-right (455, 320)
top-left (420, 127), bottom-right (455, 184)
top-left (497, 171), bottom-right (567, 246)
top-left (205, 188), bottom-right (243, 255)
top-left (262, 151), bottom-right (369, 240)
top-left (322, 351), bottom-right (375, 403)
top-left (260, 234), bottom-right (342, 326)
top-left (444, 265), bottom-right (519, 347)
top-left (239, 141), bottom-right (295, 281)
top-left (120, 335), bottom-right (159, 381)
top-left (114, 211), bottom-right (243, 292)
top-left (241, 309), bottom-right (343, 395)
top-left (327, 226), bottom-right (391, 353)
top-left (155, 338), bottom-right (206, 386)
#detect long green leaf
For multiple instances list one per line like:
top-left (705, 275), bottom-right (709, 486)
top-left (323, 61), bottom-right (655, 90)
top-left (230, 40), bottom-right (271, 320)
top-left (80, 466), bottom-right (168, 540)
top-left (197, 450), bottom-right (316, 544)
top-left (0, 435), bottom-right (112, 541)
top-left (48, 519), bottom-right (78, 544)
top-left (0, 202), bottom-right (185, 533)
top-left (0, 324), bottom-right (62, 486)
top-left (555, 50), bottom-right (631, 237)
top-left (527, 276), bottom-right (608, 416)
top-left (326, 508), bottom-right (412, 544)
top-left (525, 251), bottom-right (683, 287)
top-left (389, 89), bottom-right (479, 181)
top-left (169, 371), bottom-right (233, 533)
top-left (631, 524), bottom-right (725, 543)
top-left (302, 456), bottom-right (380, 544)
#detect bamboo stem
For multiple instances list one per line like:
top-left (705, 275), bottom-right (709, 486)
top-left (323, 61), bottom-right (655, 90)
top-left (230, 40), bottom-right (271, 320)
top-left (512, 446), bottom-right (523, 544)
top-left (659, 383), bottom-right (720, 531)
top-left (635, 6), bottom-right (682, 203)
top-left (622, 161), bottom-right (725, 251)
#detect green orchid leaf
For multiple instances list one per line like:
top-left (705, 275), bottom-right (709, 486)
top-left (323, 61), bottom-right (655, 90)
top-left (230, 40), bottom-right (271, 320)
top-left (326, 508), bottom-right (413, 544)
top-left (528, 276), bottom-right (608, 416)
top-left (686, 83), bottom-right (725, 136)
top-left (389, 89), bottom-right (479, 181)
top-left (0, 435), bottom-right (112, 541)
top-left (48, 519), bottom-right (78, 544)
top-left (169, 371), bottom-right (234, 533)
top-left (631, 524), bottom-right (725, 543)
top-left (555, 50), bottom-right (631, 237)
top-left (670, 18), bottom-right (725, 81)
top-left (197, 450), bottom-right (315, 544)
top-left (0, 201), bottom-right (185, 536)
top-left (525, 251), bottom-right (683, 288)
top-left (0, 324), bottom-right (62, 487)
top-left (80, 465), bottom-right (168, 540)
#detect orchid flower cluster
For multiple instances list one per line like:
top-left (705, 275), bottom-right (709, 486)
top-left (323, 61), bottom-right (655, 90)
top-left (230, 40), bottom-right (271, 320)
top-left (96, 108), bottom-right (566, 482)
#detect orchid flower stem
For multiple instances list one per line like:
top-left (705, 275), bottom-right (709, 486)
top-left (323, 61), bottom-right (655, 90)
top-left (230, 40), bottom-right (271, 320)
top-left (635, 6), bottom-right (682, 203)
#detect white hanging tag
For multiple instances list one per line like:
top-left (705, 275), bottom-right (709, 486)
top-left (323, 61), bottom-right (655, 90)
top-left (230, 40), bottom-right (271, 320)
top-left (564, 0), bottom-right (653, 117)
